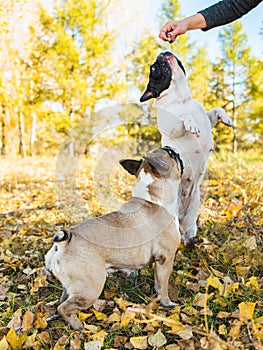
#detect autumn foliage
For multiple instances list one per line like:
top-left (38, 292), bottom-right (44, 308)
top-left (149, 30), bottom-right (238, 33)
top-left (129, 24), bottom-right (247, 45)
top-left (0, 150), bottom-right (262, 349)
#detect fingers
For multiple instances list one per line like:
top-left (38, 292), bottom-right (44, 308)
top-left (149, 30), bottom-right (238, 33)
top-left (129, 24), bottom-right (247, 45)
top-left (159, 20), bottom-right (187, 43)
top-left (159, 22), bottom-right (177, 42)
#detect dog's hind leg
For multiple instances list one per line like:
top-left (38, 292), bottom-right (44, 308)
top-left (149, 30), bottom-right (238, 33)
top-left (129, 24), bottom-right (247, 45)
top-left (58, 266), bottom-right (106, 330)
top-left (154, 254), bottom-right (176, 307)
top-left (58, 294), bottom-right (91, 330)
top-left (180, 189), bottom-right (200, 245)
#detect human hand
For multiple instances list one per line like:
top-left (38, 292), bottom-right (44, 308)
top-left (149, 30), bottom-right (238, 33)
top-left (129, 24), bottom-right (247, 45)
top-left (159, 20), bottom-right (188, 43)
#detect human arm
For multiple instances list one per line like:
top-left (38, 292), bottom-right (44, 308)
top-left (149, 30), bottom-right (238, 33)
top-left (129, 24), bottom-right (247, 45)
top-left (159, 0), bottom-right (262, 42)
top-left (199, 0), bottom-right (262, 31)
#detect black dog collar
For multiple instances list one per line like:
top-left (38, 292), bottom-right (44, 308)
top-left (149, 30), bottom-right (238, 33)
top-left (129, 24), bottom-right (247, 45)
top-left (162, 146), bottom-right (184, 175)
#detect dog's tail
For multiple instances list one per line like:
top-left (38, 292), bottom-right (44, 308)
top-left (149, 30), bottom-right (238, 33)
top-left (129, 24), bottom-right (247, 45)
top-left (53, 230), bottom-right (71, 243)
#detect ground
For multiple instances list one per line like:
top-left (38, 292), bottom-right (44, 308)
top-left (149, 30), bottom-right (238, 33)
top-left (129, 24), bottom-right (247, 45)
top-left (0, 150), bottom-right (262, 349)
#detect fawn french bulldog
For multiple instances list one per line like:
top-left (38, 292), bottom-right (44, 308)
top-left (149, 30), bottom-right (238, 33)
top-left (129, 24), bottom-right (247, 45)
top-left (45, 146), bottom-right (183, 330)
top-left (140, 52), bottom-right (233, 244)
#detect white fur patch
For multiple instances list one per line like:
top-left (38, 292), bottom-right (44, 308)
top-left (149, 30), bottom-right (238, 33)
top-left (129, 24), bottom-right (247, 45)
top-left (132, 169), bottom-right (154, 200)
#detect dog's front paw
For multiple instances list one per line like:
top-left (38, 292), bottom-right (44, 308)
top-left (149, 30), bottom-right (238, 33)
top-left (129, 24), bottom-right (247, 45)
top-left (217, 109), bottom-right (233, 127)
top-left (208, 107), bottom-right (233, 127)
top-left (184, 119), bottom-right (200, 134)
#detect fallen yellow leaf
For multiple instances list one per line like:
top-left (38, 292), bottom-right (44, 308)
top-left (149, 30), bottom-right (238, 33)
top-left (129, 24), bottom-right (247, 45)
top-left (6, 327), bottom-right (27, 350)
top-left (174, 328), bottom-right (193, 340)
top-left (130, 336), bottom-right (148, 350)
top-left (218, 324), bottom-right (227, 335)
top-left (120, 309), bottom-right (136, 327)
top-left (35, 311), bottom-right (48, 329)
top-left (245, 276), bottom-right (259, 291)
top-left (78, 311), bottom-right (92, 322)
top-left (207, 275), bottom-right (223, 292)
top-left (92, 309), bottom-right (107, 321)
top-left (217, 311), bottom-right (230, 319)
top-left (229, 320), bottom-right (242, 338)
top-left (166, 344), bottom-right (180, 350)
top-left (238, 302), bottom-right (256, 322)
top-left (84, 340), bottom-right (102, 350)
top-left (0, 336), bottom-right (8, 350)
top-left (148, 329), bottom-right (167, 348)
top-left (92, 330), bottom-right (108, 346)
top-left (106, 312), bottom-right (121, 323)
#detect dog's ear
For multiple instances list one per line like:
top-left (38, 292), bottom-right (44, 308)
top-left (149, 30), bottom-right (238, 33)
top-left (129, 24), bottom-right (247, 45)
top-left (140, 89), bottom-right (157, 102)
top-left (143, 156), bottom-right (169, 172)
top-left (119, 159), bottom-right (143, 176)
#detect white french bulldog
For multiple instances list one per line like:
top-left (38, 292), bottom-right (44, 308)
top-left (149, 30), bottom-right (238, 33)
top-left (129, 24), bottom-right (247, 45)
top-left (45, 146), bottom-right (183, 330)
top-left (140, 52), bottom-right (233, 244)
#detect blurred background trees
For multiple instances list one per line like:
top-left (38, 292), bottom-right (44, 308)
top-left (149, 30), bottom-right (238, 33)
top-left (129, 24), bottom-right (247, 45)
top-left (0, 0), bottom-right (262, 156)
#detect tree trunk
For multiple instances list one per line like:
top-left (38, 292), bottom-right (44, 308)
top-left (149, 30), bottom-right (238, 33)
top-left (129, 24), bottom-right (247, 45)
top-left (69, 96), bottom-right (75, 157)
top-left (29, 112), bottom-right (37, 156)
top-left (18, 112), bottom-right (26, 157)
top-left (1, 103), bottom-right (7, 155)
top-left (233, 117), bottom-right (237, 154)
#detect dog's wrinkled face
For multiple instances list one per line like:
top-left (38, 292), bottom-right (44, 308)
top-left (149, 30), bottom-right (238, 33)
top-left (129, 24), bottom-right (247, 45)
top-left (140, 52), bottom-right (186, 102)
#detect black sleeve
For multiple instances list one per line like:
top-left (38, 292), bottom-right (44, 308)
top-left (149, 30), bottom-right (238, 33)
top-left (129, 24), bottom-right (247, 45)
top-left (198, 0), bottom-right (262, 31)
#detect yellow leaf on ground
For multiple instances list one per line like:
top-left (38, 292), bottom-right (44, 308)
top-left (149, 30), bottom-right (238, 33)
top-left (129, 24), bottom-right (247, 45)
top-left (238, 302), bottom-right (256, 322)
top-left (217, 311), bottom-right (230, 319)
top-left (255, 316), bottom-right (263, 324)
top-left (78, 311), bottom-right (92, 322)
top-left (166, 344), bottom-right (180, 350)
top-left (35, 311), bottom-right (48, 329)
top-left (120, 309), bottom-right (136, 327)
top-left (175, 328), bottom-right (193, 340)
top-left (130, 336), bottom-right (148, 349)
top-left (6, 327), bottom-right (27, 350)
top-left (92, 309), bottom-right (107, 321)
top-left (114, 297), bottom-right (133, 310)
top-left (245, 276), bottom-right (259, 291)
top-left (21, 310), bottom-right (35, 332)
top-left (229, 320), bottom-right (242, 338)
top-left (254, 323), bottom-right (263, 339)
top-left (218, 324), bottom-right (227, 335)
top-left (92, 330), bottom-right (108, 345)
top-left (0, 336), bottom-right (8, 350)
top-left (84, 324), bottom-right (98, 333)
top-left (23, 334), bottom-right (38, 349)
top-left (148, 329), bottom-right (167, 348)
top-left (244, 236), bottom-right (257, 250)
top-left (84, 341), bottom-right (102, 350)
top-left (106, 312), bottom-right (121, 323)
top-left (207, 275), bottom-right (223, 292)
top-left (193, 292), bottom-right (214, 307)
